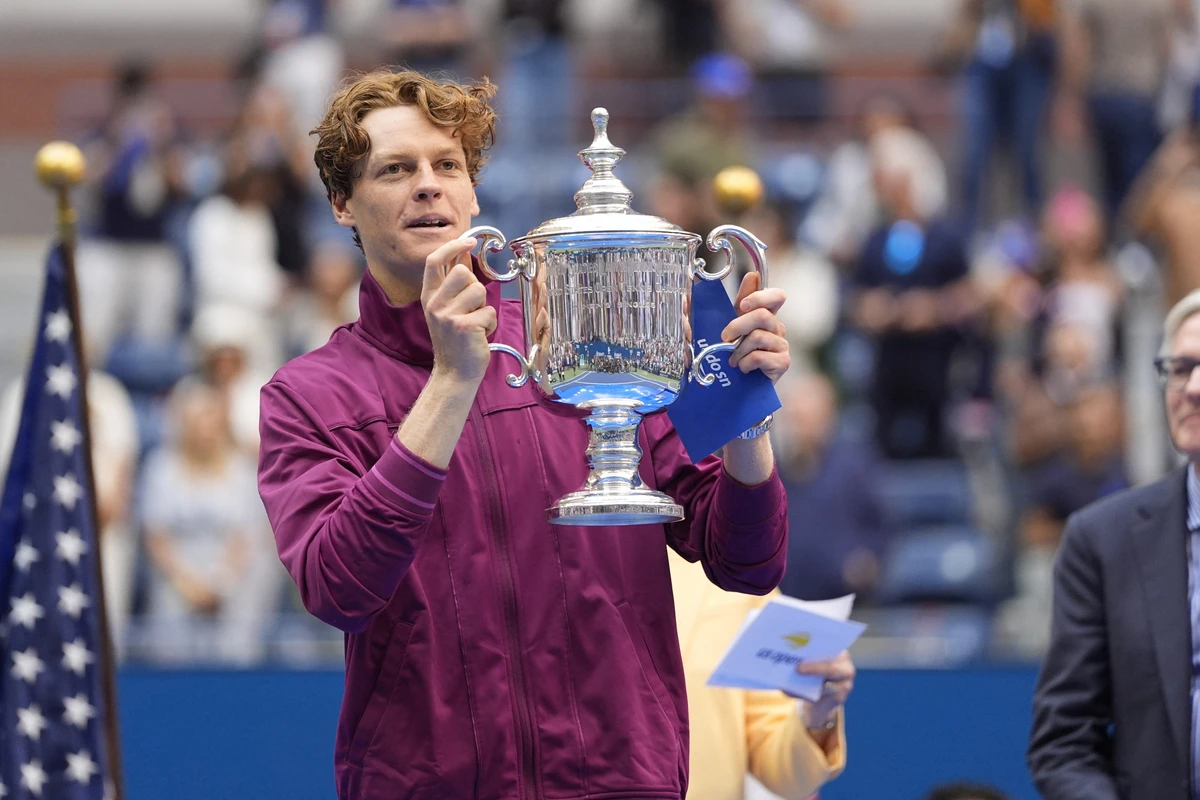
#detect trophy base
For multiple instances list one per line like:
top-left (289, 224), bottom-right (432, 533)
top-left (547, 489), bottom-right (684, 527)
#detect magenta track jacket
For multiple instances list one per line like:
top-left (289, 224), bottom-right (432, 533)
top-left (257, 266), bottom-right (788, 800)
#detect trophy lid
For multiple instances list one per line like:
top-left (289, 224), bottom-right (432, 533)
top-left (515, 108), bottom-right (698, 241)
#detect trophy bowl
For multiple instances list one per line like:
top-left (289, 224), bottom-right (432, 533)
top-left (468, 108), bottom-right (767, 527)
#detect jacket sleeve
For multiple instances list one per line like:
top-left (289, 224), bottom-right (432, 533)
top-left (257, 379), bottom-right (445, 633)
top-left (644, 412), bottom-right (787, 595)
top-left (745, 696), bottom-right (845, 800)
top-left (1027, 512), bottom-right (1121, 800)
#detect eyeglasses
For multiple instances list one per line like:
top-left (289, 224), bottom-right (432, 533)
top-left (1155, 356), bottom-right (1200, 390)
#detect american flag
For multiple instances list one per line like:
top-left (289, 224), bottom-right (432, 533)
top-left (0, 246), bottom-right (113, 799)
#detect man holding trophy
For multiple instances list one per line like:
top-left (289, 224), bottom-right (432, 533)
top-left (258, 69), bottom-right (792, 799)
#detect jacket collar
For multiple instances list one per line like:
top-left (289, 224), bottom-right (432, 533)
top-left (354, 256), bottom-right (499, 367)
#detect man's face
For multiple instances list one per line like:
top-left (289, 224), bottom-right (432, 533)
top-left (332, 104), bottom-right (480, 286)
top-left (1166, 314), bottom-right (1200, 461)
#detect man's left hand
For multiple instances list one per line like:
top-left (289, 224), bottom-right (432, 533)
top-left (721, 272), bottom-right (790, 384)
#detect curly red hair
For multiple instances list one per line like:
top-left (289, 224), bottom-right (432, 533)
top-left (312, 69), bottom-right (498, 203)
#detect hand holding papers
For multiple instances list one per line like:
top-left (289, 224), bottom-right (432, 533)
top-left (706, 594), bottom-right (867, 702)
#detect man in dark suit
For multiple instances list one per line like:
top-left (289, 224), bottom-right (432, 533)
top-left (1028, 288), bottom-right (1200, 799)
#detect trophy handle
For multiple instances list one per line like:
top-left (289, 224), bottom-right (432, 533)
top-left (512, 240), bottom-right (540, 362)
top-left (489, 343), bottom-right (540, 388)
top-left (688, 226), bottom-right (769, 386)
top-left (465, 225), bottom-right (524, 282)
top-left (463, 226), bottom-right (541, 388)
top-left (690, 341), bottom-right (737, 387)
top-left (694, 224), bottom-right (769, 286)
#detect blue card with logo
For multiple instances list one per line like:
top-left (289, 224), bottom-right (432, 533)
top-left (666, 278), bottom-right (782, 463)
top-left (706, 595), bottom-right (867, 701)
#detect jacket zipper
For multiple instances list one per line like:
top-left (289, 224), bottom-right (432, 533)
top-left (471, 406), bottom-right (539, 800)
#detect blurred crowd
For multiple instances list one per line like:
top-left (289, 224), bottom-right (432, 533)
top-left (4, 0), bottom-right (1199, 667)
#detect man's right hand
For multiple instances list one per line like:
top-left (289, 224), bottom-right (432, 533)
top-left (421, 236), bottom-right (497, 385)
top-left (399, 235), bottom-right (498, 469)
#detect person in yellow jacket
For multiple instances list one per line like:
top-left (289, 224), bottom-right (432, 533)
top-left (670, 548), bottom-right (853, 800)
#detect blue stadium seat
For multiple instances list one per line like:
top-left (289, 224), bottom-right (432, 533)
top-left (877, 458), bottom-right (972, 528)
top-left (875, 525), bottom-right (999, 605)
top-left (103, 334), bottom-right (192, 394)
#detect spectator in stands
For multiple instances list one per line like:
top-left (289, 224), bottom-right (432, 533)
top-left (257, 0), bottom-right (343, 142)
top-left (1054, 0), bottom-right (1172, 219)
top-left (803, 94), bottom-right (945, 270)
top-left (649, 53), bottom-right (759, 243)
top-left (776, 372), bottom-right (892, 601)
top-left (1159, 0), bottom-right (1200, 134)
top-left (850, 128), bottom-right (980, 459)
top-left (974, 217), bottom-right (1041, 398)
top-left (1001, 188), bottom-right (1120, 475)
top-left (926, 783), bottom-right (1012, 800)
top-left (1125, 84), bottom-right (1200, 306)
top-left (225, 79), bottom-right (317, 284)
top-left (937, 0), bottom-right (1059, 232)
top-left (1024, 382), bottom-right (1126, 543)
top-left (187, 142), bottom-right (288, 373)
top-left (739, 200), bottom-right (838, 374)
top-left (1037, 187), bottom-right (1123, 382)
top-left (997, 383), bottom-right (1126, 655)
top-left (670, 549), bottom-right (851, 800)
top-left (0, 367), bottom-right (140, 658)
top-left (1028, 289), bottom-right (1200, 798)
top-left (1004, 320), bottom-right (1109, 476)
top-left (138, 383), bottom-right (272, 665)
top-left (189, 303), bottom-right (275, 454)
top-left (1005, 366), bottom-right (1068, 470)
top-left (721, 0), bottom-right (852, 122)
top-left (77, 60), bottom-right (186, 366)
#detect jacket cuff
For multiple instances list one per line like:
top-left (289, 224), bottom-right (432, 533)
top-left (362, 438), bottom-right (447, 516)
top-left (715, 464), bottom-right (786, 527)
top-left (792, 706), bottom-right (846, 783)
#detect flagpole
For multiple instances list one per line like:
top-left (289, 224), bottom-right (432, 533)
top-left (35, 142), bottom-right (126, 800)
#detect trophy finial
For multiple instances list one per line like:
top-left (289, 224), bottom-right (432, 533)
top-left (591, 108), bottom-right (609, 141)
top-left (575, 108), bottom-right (633, 215)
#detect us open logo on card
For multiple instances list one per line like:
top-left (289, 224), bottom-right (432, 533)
top-left (756, 631), bottom-right (813, 666)
top-left (783, 633), bottom-right (811, 649)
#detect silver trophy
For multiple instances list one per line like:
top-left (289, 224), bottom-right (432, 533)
top-left (468, 108), bottom-right (767, 527)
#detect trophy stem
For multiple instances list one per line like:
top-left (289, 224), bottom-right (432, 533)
top-left (547, 401), bottom-right (685, 527)
top-left (582, 403), bottom-right (646, 492)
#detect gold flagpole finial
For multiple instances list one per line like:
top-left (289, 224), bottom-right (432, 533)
top-left (35, 141), bottom-right (86, 244)
top-left (35, 140), bottom-right (85, 189)
top-left (712, 165), bottom-right (764, 216)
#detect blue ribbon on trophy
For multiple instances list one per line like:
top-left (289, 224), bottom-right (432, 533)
top-left (668, 278), bottom-right (781, 464)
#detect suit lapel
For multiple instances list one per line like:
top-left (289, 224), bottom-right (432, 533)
top-left (1136, 468), bottom-right (1192, 774)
